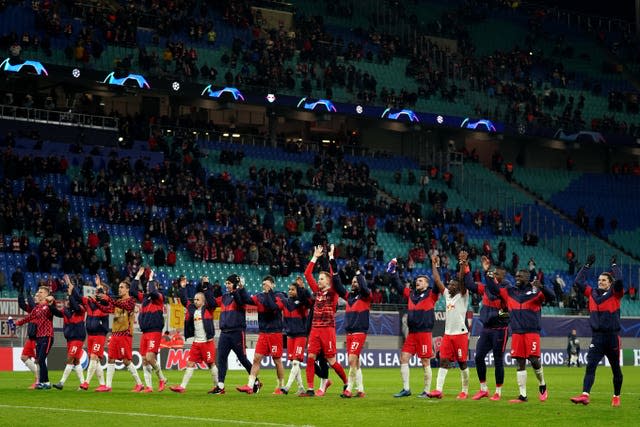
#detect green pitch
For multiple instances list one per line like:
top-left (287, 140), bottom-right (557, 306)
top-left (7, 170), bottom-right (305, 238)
top-left (0, 367), bottom-right (637, 426)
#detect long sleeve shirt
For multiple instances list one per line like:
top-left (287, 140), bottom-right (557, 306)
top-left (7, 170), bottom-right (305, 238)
top-left (62, 287), bottom-right (87, 342)
top-left (487, 280), bottom-right (554, 334)
top-left (80, 295), bottom-right (113, 336)
top-left (305, 260), bottom-right (339, 329)
top-left (465, 272), bottom-right (510, 329)
top-left (105, 296), bottom-right (136, 337)
top-left (16, 302), bottom-right (61, 337)
top-left (134, 281), bottom-right (165, 333)
top-left (334, 271), bottom-right (371, 334)
top-left (574, 264), bottom-right (624, 334)
top-left (281, 287), bottom-right (310, 337)
top-left (251, 291), bottom-right (283, 333)
top-left (390, 272), bottom-right (440, 333)
top-left (216, 287), bottom-right (251, 332)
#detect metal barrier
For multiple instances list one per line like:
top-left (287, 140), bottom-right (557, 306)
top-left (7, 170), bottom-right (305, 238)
top-left (0, 105), bottom-right (119, 131)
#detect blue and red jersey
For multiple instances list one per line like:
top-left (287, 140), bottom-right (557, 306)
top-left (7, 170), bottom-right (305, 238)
top-left (280, 287), bottom-right (311, 337)
top-left (334, 272), bottom-right (371, 334)
top-left (465, 272), bottom-right (510, 329)
top-left (251, 291), bottom-right (283, 333)
top-left (134, 280), bottom-right (165, 333)
top-left (390, 272), bottom-right (440, 333)
top-left (216, 287), bottom-right (251, 332)
top-left (62, 287), bottom-right (86, 342)
top-left (179, 286), bottom-right (217, 340)
top-left (80, 294), bottom-right (112, 336)
top-left (574, 264), bottom-right (624, 334)
top-left (18, 291), bottom-right (37, 340)
top-left (488, 281), bottom-right (554, 334)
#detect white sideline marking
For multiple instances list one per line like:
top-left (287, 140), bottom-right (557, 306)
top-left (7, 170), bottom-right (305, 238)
top-left (0, 405), bottom-right (313, 427)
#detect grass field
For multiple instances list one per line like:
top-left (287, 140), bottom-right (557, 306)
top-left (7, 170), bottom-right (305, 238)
top-left (0, 367), bottom-right (637, 426)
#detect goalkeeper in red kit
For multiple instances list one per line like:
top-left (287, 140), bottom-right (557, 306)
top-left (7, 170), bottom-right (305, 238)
top-left (301, 245), bottom-right (348, 397)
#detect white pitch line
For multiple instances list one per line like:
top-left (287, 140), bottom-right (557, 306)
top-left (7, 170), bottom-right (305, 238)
top-left (0, 405), bottom-right (314, 427)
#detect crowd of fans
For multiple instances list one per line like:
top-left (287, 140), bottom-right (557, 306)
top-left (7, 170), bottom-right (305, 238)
top-left (2, 0), bottom-right (640, 136)
top-left (5, 124), bottom-right (635, 310)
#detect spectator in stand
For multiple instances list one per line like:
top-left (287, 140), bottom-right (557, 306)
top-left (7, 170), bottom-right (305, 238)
top-left (566, 248), bottom-right (576, 275)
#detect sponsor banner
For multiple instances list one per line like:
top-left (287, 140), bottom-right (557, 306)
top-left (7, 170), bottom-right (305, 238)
top-left (4, 346), bottom-right (640, 371)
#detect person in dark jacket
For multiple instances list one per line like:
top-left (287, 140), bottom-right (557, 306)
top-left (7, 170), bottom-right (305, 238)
top-left (281, 277), bottom-right (312, 395)
top-left (132, 267), bottom-right (167, 392)
top-left (79, 275), bottom-right (113, 390)
top-left (570, 255), bottom-right (624, 407)
top-left (53, 276), bottom-right (87, 390)
top-left (487, 261), bottom-right (554, 404)
top-left (331, 261), bottom-right (370, 398)
top-left (389, 258), bottom-right (440, 398)
top-left (467, 259), bottom-right (511, 401)
top-left (237, 275), bottom-right (285, 395)
top-left (209, 274), bottom-right (255, 395)
top-left (170, 276), bottom-right (218, 393)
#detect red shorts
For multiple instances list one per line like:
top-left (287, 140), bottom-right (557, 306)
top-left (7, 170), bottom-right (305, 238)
top-left (510, 333), bottom-right (541, 358)
top-left (307, 327), bottom-right (337, 358)
top-left (140, 332), bottom-right (162, 355)
top-left (108, 335), bottom-right (133, 360)
top-left (87, 335), bottom-right (106, 357)
top-left (189, 341), bottom-right (216, 364)
top-left (287, 336), bottom-right (306, 361)
top-left (255, 333), bottom-right (283, 358)
top-left (67, 340), bottom-right (84, 359)
top-left (439, 334), bottom-right (469, 362)
top-left (401, 332), bottom-right (433, 359)
top-left (346, 333), bottom-right (367, 356)
top-left (22, 339), bottom-right (36, 358)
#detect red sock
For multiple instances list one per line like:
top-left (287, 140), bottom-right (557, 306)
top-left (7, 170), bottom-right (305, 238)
top-left (331, 362), bottom-right (347, 384)
top-left (306, 357), bottom-right (315, 389)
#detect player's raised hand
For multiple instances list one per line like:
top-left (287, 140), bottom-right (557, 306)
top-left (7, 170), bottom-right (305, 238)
top-left (481, 255), bottom-right (491, 271)
top-left (459, 250), bottom-right (468, 264)
top-left (431, 255), bottom-right (440, 267)
top-left (313, 245), bottom-right (324, 259)
top-left (328, 244), bottom-right (335, 260)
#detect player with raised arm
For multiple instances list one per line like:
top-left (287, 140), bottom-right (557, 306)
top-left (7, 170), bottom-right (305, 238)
top-left (330, 259), bottom-right (371, 398)
top-left (237, 275), bottom-right (286, 394)
top-left (80, 275), bottom-right (112, 390)
top-left (467, 256), bottom-right (511, 401)
top-left (486, 261), bottom-right (555, 403)
top-left (570, 255), bottom-right (624, 407)
top-left (17, 287), bottom-right (40, 388)
top-left (132, 267), bottom-right (167, 392)
top-left (388, 257), bottom-right (440, 398)
top-left (428, 251), bottom-right (471, 399)
top-left (302, 245), bottom-right (348, 397)
top-left (96, 279), bottom-right (144, 392)
top-left (210, 274), bottom-right (256, 395)
top-left (170, 276), bottom-right (219, 393)
top-left (15, 286), bottom-right (62, 389)
top-left (281, 277), bottom-right (312, 395)
top-left (53, 275), bottom-right (87, 390)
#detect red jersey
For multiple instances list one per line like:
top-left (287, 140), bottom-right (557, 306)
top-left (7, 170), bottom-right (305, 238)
top-left (304, 260), bottom-right (338, 328)
top-left (16, 303), bottom-right (57, 337)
